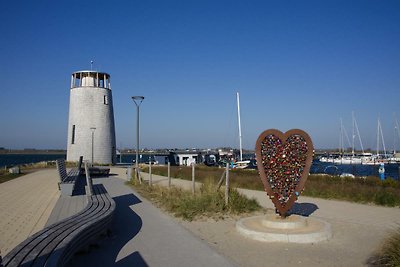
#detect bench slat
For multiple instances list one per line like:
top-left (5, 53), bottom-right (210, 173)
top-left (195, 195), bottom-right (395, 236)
top-left (3, 200), bottom-right (98, 266)
top-left (3, 183), bottom-right (115, 267)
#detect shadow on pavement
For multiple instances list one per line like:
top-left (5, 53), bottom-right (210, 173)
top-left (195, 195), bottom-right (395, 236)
top-left (68, 192), bottom-right (148, 266)
top-left (288, 202), bottom-right (319, 217)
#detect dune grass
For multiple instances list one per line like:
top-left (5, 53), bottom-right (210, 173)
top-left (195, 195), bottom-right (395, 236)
top-left (129, 177), bottom-right (262, 221)
top-left (368, 226), bottom-right (400, 266)
top-left (0, 160), bottom-right (79, 184)
top-left (144, 165), bottom-right (400, 207)
top-left (0, 169), bottom-right (24, 183)
top-left (304, 174), bottom-right (400, 207)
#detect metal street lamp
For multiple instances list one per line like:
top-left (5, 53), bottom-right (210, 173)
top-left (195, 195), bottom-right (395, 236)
top-left (90, 127), bottom-right (96, 165)
top-left (132, 96), bottom-right (144, 180)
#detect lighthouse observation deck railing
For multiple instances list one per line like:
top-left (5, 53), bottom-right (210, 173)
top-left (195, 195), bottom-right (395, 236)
top-left (71, 71), bottom-right (111, 89)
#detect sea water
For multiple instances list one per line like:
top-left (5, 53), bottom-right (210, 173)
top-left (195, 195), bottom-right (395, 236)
top-left (0, 154), bottom-right (66, 168)
top-left (1, 154), bottom-right (399, 180)
top-left (310, 160), bottom-right (400, 179)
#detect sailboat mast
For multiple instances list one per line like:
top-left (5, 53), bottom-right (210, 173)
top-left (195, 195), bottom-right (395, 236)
top-left (376, 118), bottom-right (381, 158)
top-left (339, 118), bottom-right (344, 154)
top-left (353, 113), bottom-right (365, 154)
top-left (237, 92), bottom-right (243, 161)
top-left (394, 115), bottom-right (400, 154)
top-left (377, 119), bottom-right (380, 157)
top-left (379, 119), bottom-right (387, 157)
top-left (352, 111), bottom-right (355, 156)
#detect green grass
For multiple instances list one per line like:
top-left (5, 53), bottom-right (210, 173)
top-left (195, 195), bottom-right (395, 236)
top-left (305, 175), bottom-right (400, 207)
top-left (129, 177), bottom-right (262, 221)
top-left (0, 160), bottom-right (76, 184)
top-left (144, 165), bottom-right (263, 190)
top-left (0, 169), bottom-right (24, 183)
top-left (144, 165), bottom-right (400, 207)
top-left (368, 226), bottom-right (400, 266)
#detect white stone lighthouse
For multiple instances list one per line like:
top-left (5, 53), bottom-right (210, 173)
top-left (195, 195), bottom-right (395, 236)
top-left (66, 70), bottom-right (116, 164)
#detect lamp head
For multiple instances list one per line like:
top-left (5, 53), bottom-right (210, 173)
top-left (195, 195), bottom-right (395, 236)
top-left (132, 96), bottom-right (145, 106)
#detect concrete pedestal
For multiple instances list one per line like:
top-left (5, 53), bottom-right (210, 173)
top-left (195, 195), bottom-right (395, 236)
top-left (236, 213), bottom-right (332, 243)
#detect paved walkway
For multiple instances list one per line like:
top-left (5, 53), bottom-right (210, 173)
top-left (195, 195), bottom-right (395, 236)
top-left (140, 171), bottom-right (400, 266)
top-left (143, 171), bottom-right (400, 227)
top-left (68, 168), bottom-right (236, 267)
top-left (0, 168), bottom-right (235, 266)
top-left (0, 169), bottom-right (60, 255)
top-left (2, 167), bottom-right (400, 266)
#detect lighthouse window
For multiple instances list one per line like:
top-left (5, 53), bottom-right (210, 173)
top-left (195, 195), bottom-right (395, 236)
top-left (73, 73), bottom-right (81, 88)
top-left (104, 95), bottom-right (108, 105)
top-left (71, 125), bottom-right (76, 144)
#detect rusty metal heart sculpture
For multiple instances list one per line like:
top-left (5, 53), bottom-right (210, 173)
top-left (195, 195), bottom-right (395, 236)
top-left (255, 129), bottom-right (314, 218)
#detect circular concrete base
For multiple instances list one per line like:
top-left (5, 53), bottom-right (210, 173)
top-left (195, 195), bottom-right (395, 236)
top-left (236, 214), bottom-right (332, 243)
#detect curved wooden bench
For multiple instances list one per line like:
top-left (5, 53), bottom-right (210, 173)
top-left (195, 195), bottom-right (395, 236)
top-left (2, 183), bottom-right (115, 267)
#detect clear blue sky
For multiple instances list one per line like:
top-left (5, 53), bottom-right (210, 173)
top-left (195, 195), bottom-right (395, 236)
top-left (1, 0), bottom-right (399, 150)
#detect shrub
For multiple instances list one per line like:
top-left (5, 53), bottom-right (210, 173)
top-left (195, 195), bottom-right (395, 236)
top-left (382, 178), bottom-right (399, 188)
top-left (129, 178), bottom-right (262, 221)
top-left (374, 190), bottom-right (397, 207)
top-left (0, 173), bottom-right (23, 184)
top-left (146, 165), bottom-right (400, 207)
top-left (368, 226), bottom-right (400, 266)
top-left (364, 176), bottom-right (381, 186)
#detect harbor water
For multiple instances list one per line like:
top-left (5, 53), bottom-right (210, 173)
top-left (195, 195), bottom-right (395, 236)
top-left (1, 154), bottom-right (399, 180)
top-left (0, 154), bottom-right (66, 168)
top-left (310, 160), bottom-right (400, 180)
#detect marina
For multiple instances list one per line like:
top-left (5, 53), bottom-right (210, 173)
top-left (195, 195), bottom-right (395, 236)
top-left (311, 160), bottom-right (400, 179)
top-left (319, 113), bottom-right (400, 167)
top-left (1, 2), bottom-right (400, 266)
top-left (2, 153), bottom-right (399, 180)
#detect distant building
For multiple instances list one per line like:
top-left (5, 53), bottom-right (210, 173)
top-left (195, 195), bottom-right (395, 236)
top-left (169, 151), bottom-right (201, 166)
top-left (218, 148), bottom-right (234, 160)
top-left (66, 70), bottom-right (116, 164)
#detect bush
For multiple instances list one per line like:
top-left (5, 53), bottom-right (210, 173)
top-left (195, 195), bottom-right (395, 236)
top-left (382, 178), bottom-right (399, 188)
top-left (129, 177), bottom-right (262, 221)
top-left (368, 226), bottom-right (400, 266)
top-left (374, 190), bottom-right (397, 207)
top-left (146, 165), bottom-right (400, 207)
top-left (364, 176), bottom-right (381, 187)
top-left (0, 173), bottom-right (23, 184)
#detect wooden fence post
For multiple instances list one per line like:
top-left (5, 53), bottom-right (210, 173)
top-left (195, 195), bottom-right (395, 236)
top-left (137, 167), bottom-right (142, 184)
top-left (168, 162), bottom-right (171, 188)
top-left (149, 160), bottom-right (152, 186)
top-left (225, 163), bottom-right (230, 205)
top-left (217, 168), bottom-right (226, 191)
top-left (127, 165), bottom-right (132, 181)
top-left (192, 163), bottom-right (195, 195)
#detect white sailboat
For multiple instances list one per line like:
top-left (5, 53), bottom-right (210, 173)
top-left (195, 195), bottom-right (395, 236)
top-left (321, 112), bottom-right (366, 165)
top-left (321, 114), bottom-right (400, 165)
top-left (319, 119), bottom-right (348, 163)
top-left (234, 92), bottom-right (250, 169)
top-left (389, 115), bottom-right (400, 163)
top-left (362, 118), bottom-right (389, 165)
top-left (337, 112), bottom-right (365, 164)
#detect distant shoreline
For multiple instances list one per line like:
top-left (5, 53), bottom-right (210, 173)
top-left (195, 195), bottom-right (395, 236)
top-left (0, 150), bottom-right (66, 155)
